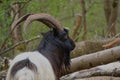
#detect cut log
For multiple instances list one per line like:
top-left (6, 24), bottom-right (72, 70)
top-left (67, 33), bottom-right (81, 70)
top-left (61, 61), bottom-right (120, 80)
top-left (71, 38), bottom-right (115, 58)
top-left (75, 76), bottom-right (120, 80)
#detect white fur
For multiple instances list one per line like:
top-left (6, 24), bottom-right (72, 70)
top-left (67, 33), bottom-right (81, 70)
top-left (6, 51), bottom-right (56, 80)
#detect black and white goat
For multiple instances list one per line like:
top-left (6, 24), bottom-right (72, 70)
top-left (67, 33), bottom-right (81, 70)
top-left (6, 13), bottom-right (75, 80)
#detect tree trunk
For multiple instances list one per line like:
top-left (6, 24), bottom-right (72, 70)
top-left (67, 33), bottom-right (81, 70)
top-left (107, 0), bottom-right (119, 37)
top-left (11, 3), bottom-right (26, 56)
top-left (62, 46), bottom-right (120, 76)
top-left (104, 0), bottom-right (111, 25)
top-left (81, 0), bottom-right (87, 40)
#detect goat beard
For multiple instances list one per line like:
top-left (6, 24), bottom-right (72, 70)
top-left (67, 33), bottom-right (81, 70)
top-left (64, 50), bottom-right (71, 71)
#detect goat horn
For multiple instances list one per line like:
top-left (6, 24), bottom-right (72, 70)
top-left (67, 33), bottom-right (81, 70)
top-left (23, 13), bottom-right (64, 33)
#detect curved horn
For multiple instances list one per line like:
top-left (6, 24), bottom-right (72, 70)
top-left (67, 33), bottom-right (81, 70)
top-left (23, 13), bottom-right (64, 33)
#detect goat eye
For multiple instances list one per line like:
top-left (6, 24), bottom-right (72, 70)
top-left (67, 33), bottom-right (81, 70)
top-left (59, 35), bottom-right (67, 41)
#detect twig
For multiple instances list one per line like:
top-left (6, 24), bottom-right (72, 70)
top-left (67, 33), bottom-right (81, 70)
top-left (0, 35), bottom-right (41, 55)
top-left (81, 0), bottom-right (87, 40)
top-left (0, 0), bottom-right (31, 51)
top-left (72, 15), bottom-right (82, 41)
top-left (114, 33), bottom-right (120, 38)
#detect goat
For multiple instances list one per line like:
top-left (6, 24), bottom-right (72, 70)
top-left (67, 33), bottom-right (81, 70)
top-left (6, 13), bottom-right (75, 80)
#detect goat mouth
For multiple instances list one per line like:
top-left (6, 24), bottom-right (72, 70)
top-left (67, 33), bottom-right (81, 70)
top-left (72, 44), bottom-right (75, 50)
top-left (68, 44), bottom-right (76, 51)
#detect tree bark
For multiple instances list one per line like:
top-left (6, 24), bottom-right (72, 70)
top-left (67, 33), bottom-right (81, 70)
top-left (81, 0), bottom-right (87, 40)
top-left (62, 46), bottom-right (120, 76)
top-left (11, 3), bottom-right (26, 56)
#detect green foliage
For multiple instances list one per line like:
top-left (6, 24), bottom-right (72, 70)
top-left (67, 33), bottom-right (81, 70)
top-left (0, 0), bottom-right (12, 43)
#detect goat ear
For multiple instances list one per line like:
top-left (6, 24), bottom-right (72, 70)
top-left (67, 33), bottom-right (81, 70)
top-left (53, 28), bottom-right (59, 36)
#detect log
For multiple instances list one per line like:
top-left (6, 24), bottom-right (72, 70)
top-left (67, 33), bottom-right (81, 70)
top-left (71, 38), bottom-right (115, 58)
top-left (75, 76), bottom-right (120, 80)
top-left (62, 46), bottom-right (120, 76)
top-left (61, 61), bottom-right (120, 80)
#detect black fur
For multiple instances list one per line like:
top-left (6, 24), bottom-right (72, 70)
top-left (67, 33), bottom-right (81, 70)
top-left (37, 28), bottom-right (75, 79)
top-left (10, 58), bottom-right (37, 77)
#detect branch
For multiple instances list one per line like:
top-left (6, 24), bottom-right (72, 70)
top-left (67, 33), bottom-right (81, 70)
top-left (103, 38), bottom-right (120, 48)
top-left (0, 35), bottom-right (41, 55)
top-left (72, 15), bottom-right (82, 41)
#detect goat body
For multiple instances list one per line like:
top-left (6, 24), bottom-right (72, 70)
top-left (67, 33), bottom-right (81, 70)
top-left (6, 51), bottom-right (56, 80)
